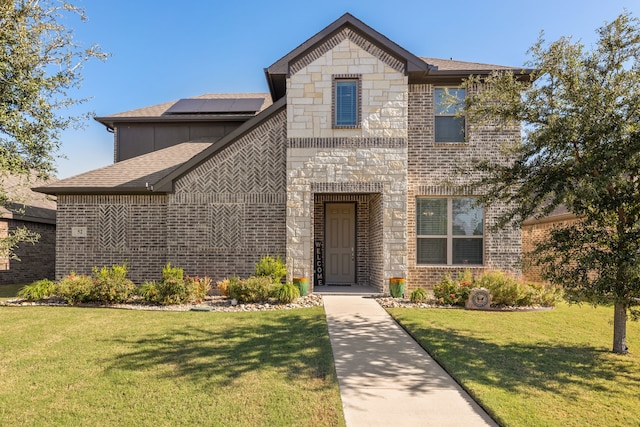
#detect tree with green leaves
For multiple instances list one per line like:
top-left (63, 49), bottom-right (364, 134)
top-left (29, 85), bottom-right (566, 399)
top-left (459, 11), bottom-right (640, 354)
top-left (0, 0), bottom-right (106, 258)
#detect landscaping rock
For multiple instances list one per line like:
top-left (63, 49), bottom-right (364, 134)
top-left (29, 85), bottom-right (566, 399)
top-left (0, 294), bottom-right (324, 312)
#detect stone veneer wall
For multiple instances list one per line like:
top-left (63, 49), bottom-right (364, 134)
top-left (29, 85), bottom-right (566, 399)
top-left (407, 84), bottom-right (522, 290)
top-left (55, 194), bottom-right (167, 283)
top-left (287, 31), bottom-right (408, 139)
top-left (287, 146), bottom-right (407, 289)
top-left (286, 31), bottom-right (409, 290)
top-left (0, 219), bottom-right (56, 284)
top-left (168, 109), bottom-right (287, 282)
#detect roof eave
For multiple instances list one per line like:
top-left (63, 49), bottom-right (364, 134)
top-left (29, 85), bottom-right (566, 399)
top-left (265, 13), bottom-right (430, 101)
top-left (33, 186), bottom-right (160, 196)
top-left (94, 113), bottom-right (257, 129)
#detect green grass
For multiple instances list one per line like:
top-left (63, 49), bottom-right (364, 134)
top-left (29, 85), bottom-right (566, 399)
top-left (0, 284), bottom-right (23, 299)
top-left (388, 303), bottom-right (640, 427)
top-left (0, 306), bottom-right (345, 427)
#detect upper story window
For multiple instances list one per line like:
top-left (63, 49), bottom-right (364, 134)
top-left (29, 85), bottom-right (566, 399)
top-left (333, 75), bottom-right (361, 128)
top-left (416, 197), bottom-right (483, 265)
top-left (434, 88), bottom-right (466, 143)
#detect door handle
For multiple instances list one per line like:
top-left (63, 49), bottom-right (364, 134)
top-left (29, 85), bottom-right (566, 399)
top-left (351, 247), bottom-right (354, 262)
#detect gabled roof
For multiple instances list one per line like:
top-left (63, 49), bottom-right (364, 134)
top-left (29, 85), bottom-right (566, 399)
top-left (34, 141), bottom-right (213, 195)
top-left (35, 97), bottom-right (287, 196)
top-left (265, 13), bottom-right (432, 101)
top-left (95, 93), bottom-right (273, 129)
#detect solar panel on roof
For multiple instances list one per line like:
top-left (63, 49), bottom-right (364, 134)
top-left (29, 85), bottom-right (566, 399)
top-left (164, 98), bottom-right (264, 114)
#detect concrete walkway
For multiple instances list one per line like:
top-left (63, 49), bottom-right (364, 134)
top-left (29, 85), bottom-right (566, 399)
top-left (323, 295), bottom-right (497, 427)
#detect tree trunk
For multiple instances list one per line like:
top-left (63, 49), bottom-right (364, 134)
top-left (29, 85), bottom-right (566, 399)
top-left (613, 302), bottom-right (628, 354)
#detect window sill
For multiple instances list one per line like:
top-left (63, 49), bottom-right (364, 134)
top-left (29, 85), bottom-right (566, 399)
top-left (431, 142), bottom-right (467, 147)
top-left (415, 264), bottom-right (485, 268)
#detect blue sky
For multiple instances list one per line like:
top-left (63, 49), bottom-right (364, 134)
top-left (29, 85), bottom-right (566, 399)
top-left (56, 0), bottom-right (640, 178)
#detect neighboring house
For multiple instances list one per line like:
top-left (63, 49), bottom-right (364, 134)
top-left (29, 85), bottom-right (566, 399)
top-left (35, 13), bottom-right (530, 292)
top-left (521, 205), bottom-right (577, 282)
top-left (1, 173), bottom-right (57, 285)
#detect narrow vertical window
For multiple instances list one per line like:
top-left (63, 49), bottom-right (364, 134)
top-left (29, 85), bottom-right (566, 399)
top-left (333, 76), bottom-right (360, 128)
top-left (434, 88), bottom-right (466, 143)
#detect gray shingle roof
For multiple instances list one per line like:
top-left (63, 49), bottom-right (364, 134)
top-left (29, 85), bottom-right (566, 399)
top-left (34, 141), bottom-right (213, 195)
top-left (2, 172), bottom-right (57, 222)
top-left (99, 93), bottom-right (273, 120)
top-left (420, 57), bottom-right (522, 72)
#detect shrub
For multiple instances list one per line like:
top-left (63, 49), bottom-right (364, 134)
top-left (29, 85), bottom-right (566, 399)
top-left (276, 282), bottom-right (300, 304)
top-left (162, 263), bottom-right (184, 282)
top-left (17, 279), bottom-right (56, 301)
top-left (154, 263), bottom-right (188, 305)
top-left (91, 264), bottom-right (136, 303)
top-left (137, 281), bottom-right (159, 302)
top-left (410, 288), bottom-right (429, 303)
top-left (228, 276), bottom-right (273, 303)
top-left (475, 270), bottom-right (563, 307)
top-left (185, 275), bottom-right (212, 303)
top-left (216, 276), bottom-right (238, 297)
top-left (255, 255), bottom-right (287, 284)
top-left (56, 272), bottom-right (94, 304)
top-left (433, 271), bottom-right (474, 306)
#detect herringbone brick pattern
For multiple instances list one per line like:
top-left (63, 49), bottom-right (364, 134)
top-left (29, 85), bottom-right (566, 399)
top-left (99, 205), bottom-right (128, 249)
top-left (209, 204), bottom-right (243, 248)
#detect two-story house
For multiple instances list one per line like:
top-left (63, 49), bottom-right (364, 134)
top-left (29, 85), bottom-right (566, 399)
top-left (36, 13), bottom-right (527, 292)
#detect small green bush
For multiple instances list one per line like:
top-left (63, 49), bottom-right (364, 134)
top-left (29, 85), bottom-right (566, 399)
top-left (185, 275), bottom-right (212, 303)
top-left (91, 264), bottom-right (136, 303)
top-left (162, 263), bottom-right (184, 282)
top-left (152, 263), bottom-right (187, 305)
top-left (136, 281), bottom-right (159, 302)
top-left (410, 288), bottom-right (429, 303)
top-left (137, 265), bottom-right (215, 305)
top-left (17, 279), bottom-right (56, 301)
top-left (228, 276), bottom-right (273, 303)
top-left (433, 271), bottom-right (474, 306)
top-left (56, 273), bottom-right (94, 304)
top-left (276, 283), bottom-right (300, 304)
top-left (216, 276), bottom-right (239, 297)
top-left (475, 270), bottom-right (563, 307)
top-left (255, 255), bottom-right (287, 284)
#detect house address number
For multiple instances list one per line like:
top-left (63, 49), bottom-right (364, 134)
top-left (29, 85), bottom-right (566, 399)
top-left (71, 226), bottom-right (87, 238)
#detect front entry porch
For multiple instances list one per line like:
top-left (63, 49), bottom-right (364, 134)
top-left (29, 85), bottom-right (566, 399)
top-left (312, 193), bottom-right (384, 293)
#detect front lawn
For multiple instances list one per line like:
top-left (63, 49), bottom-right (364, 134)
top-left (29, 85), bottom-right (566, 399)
top-left (388, 303), bottom-right (640, 427)
top-left (0, 306), bottom-right (345, 427)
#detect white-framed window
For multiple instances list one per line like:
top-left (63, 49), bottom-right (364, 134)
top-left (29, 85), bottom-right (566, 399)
top-left (434, 87), bottom-right (466, 143)
top-left (416, 197), bottom-right (483, 265)
top-left (333, 75), bottom-right (361, 128)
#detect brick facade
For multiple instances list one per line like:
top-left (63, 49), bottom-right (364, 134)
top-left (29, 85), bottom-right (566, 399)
top-left (406, 84), bottom-right (522, 290)
top-left (0, 219), bottom-right (56, 284)
top-left (521, 215), bottom-right (578, 282)
top-left (54, 111), bottom-right (287, 284)
top-left (55, 195), bottom-right (167, 282)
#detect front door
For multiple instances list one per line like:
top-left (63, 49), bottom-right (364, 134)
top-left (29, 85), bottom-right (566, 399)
top-left (325, 203), bottom-right (356, 284)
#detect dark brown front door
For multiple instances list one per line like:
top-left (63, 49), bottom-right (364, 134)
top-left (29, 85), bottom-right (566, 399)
top-left (325, 203), bottom-right (356, 284)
